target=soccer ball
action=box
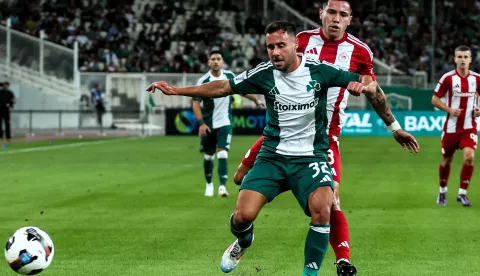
[4,227,54,275]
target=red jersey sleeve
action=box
[434,74,450,98]
[357,44,376,81]
[241,136,265,168]
[296,32,310,54]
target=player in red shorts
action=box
[234,1,419,275]
[432,45,480,207]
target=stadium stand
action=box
[1,0,479,78]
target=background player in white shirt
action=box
[192,50,264,197]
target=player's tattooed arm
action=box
[364,84,396,126]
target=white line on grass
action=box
[0,137,141,155]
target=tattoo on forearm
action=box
[365,85,395,125]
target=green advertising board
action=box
[365,86,434,111]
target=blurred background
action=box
[0,0,478,140]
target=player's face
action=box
[208,54,224,72]
[454,50,472,70]
[319,0,352,40]
[266,30,298,72]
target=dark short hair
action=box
[265,20,296,37]
[323,0,353,14]
[209,50,222,57]
[455,45,471,54]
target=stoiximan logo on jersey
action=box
[274,98,319,111]
[453,91,475,97]
[306,80,321,92]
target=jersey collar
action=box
[319,28,347,44]
[209,70,223,79]
[281,53,306,76]
[455,68,470,79]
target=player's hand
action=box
[475,107,480,117]
[448,108,462,117]
[255,100,266,109]
[346,81,364,97]
[146,81,177,95]
[393,129,420,153]
[347,81,377,97]
[199,124,211,136]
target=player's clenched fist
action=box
[448,108,462,117]
[347,80,376,97]
[346,81,363,96]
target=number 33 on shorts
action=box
[309,161,333,183]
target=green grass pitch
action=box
[0,136,479,275]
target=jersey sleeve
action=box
[320,61,360,88]
[296,32,310,54]
[241,136,265,168]
[229,64,267,95]
[225,71,236,79]
[433,74,450,98]
[354,44,376,80]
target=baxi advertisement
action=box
[339,110,448,136]
[166,108,467,136]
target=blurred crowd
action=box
[1,0,480,80]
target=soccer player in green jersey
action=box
[147,21,376,276]
[192,50,264,197]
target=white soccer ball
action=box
[4,227,54,275]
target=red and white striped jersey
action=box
[297,28,375,138]
[434,69,480,133]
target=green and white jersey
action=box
[229,55,359,156]
[193,70,236,129]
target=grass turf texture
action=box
[0,136,478,275]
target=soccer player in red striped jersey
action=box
[432,45,480,207]
[234,1,419,275]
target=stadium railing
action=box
[10,109,159,139]
[80,71,427,112]
[0,19,80,99]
